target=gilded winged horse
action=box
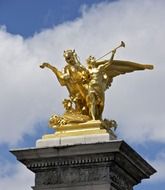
[40,42,153,121]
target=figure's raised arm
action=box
[97,52,116,71]
[96,49,117,71]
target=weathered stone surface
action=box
[11,140,156,190]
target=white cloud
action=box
[151,151,165,182]
[0,0,165,146]
[142,151,165,183]
[0,162,34,190]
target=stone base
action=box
[36,120,117,148]
[36,133,116,148]
[32,182,111,190]
[11,141,156,190]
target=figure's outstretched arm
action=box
[97,50,116,72]
[96,49,117,72]
[109,49,116,62]
[40,63,66,86]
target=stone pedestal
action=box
[11,140,156,190]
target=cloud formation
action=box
[150,151,165,182]
[0,0,165,188]
[0,162,34,190]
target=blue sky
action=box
[0,0,165,189]
[0,0,103,37]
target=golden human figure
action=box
[85,47,153,120]
[86,53,115,120]
[40,41,153,133]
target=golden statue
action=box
[40,41,153,139]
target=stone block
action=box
[36,133,115,148]
[11,140,156,190]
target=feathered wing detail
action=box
[104,60,153,90]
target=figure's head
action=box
[86,56,96,68]
[63,49,76,65]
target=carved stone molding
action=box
[27,154,114,170]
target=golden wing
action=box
[105,60,153,89]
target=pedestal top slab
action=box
[11,140,156,182]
